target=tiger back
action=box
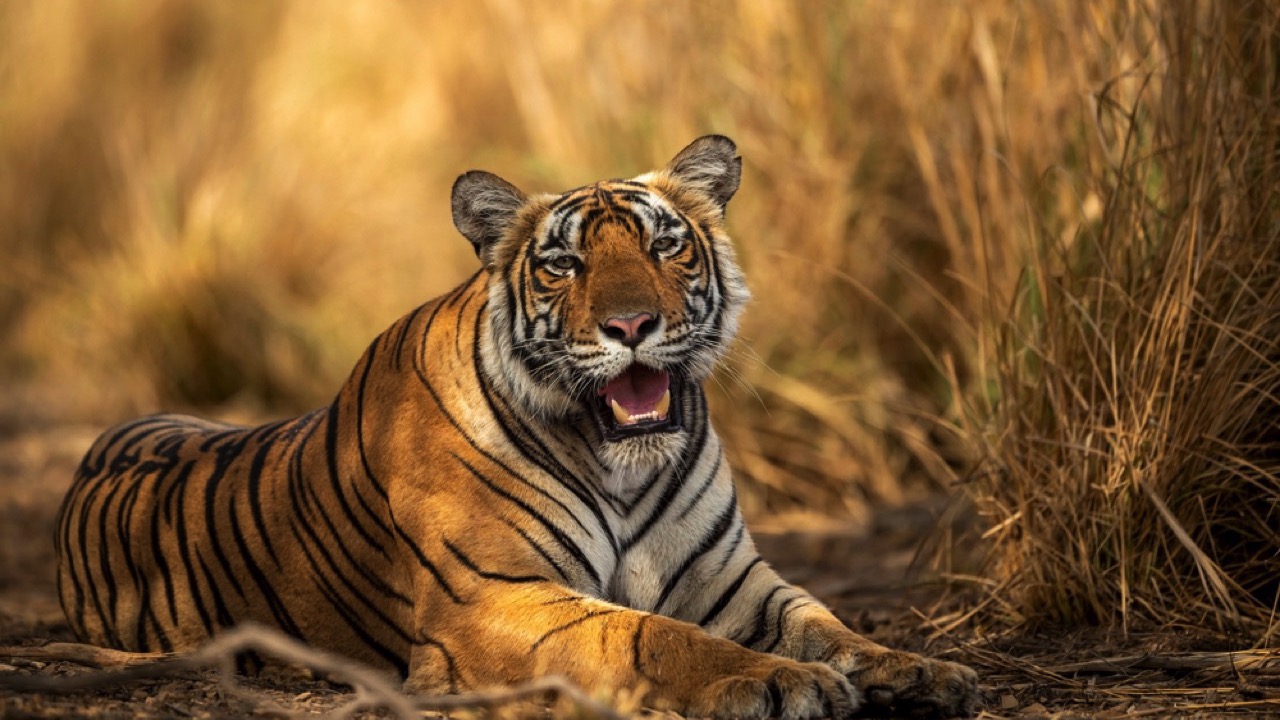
[56,136,978,719]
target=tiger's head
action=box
[451,136,750,472]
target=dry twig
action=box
[1044,649,1280,675]
[0,642,168,669]
[0,623,624,720]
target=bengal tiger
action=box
[55,136,978,718]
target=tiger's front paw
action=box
[690,659,861,720]
[830,649,977,719]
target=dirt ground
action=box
[1,425,1277,719]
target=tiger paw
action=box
[830,649,977,719]
[688,660,861,720]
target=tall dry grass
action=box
[965,1,1280,635]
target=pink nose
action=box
[601,312,658,348]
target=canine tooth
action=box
[655,390,671,417]
[611,399,633,425]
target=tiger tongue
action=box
[599,365,670,419]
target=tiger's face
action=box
[453,136,750,471]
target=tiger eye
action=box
[548,256,578,272]
[652,236,680,252]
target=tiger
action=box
[55,136,978,718]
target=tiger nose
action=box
[601,312,659,348]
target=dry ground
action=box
[1,425,1276,719]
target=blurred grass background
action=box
[1,1,1277,635]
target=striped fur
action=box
[55,136,977,718]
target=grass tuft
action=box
[963,1,1280,634]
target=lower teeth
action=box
[608,398,669,426]
[608,389,673,426]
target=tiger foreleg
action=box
[777,603,978,717]
[710,567,979,718]
[404,582,860,719]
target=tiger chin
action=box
[55,136,979,719]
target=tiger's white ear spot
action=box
[452,170,527,263]
[665,135,741,210]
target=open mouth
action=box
[589,364,683,441]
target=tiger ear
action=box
[664,135,741,210]
[451,170,528,262]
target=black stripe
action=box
[159,460,198,626]
[716,520,747,573]
[145,475,181,631]
[116,417,184,465]
[61,479,94,635]
[289,520,410,675]
[622,418,713,551]
[391,303,428,371]
[698,220,729,336]
[89,418,177,478]
[452,452,602,590]
[698,556,764,627]
[391,521,464,604]
[57,477,90,639]
[114,477,153,650]
[288,435,414,607]
[202,435,250,602]
[322,402,390,558]
[414,634,458,691]
[764,597,814,654]
[675,452,722,520]
[444,540,548,584]
[194,548,236,629]
[500,517,571,584]
[160,450,191,526]
[631,613,656,682]
[197,429,240,452]
[146,609,173,653]
[353,339,393,508]
[530,609,620,652]
[453,283,479,358]
[226,488,306,639]
[85,466,126,647]
[620,467,667,512]
[619,470,678,549]
[654,497,738,613]
[285,465,417,626]
[736,584,789,648]
[246,434,284,568]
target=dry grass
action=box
[1,0,1278,639]
[963,1,1280,635]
